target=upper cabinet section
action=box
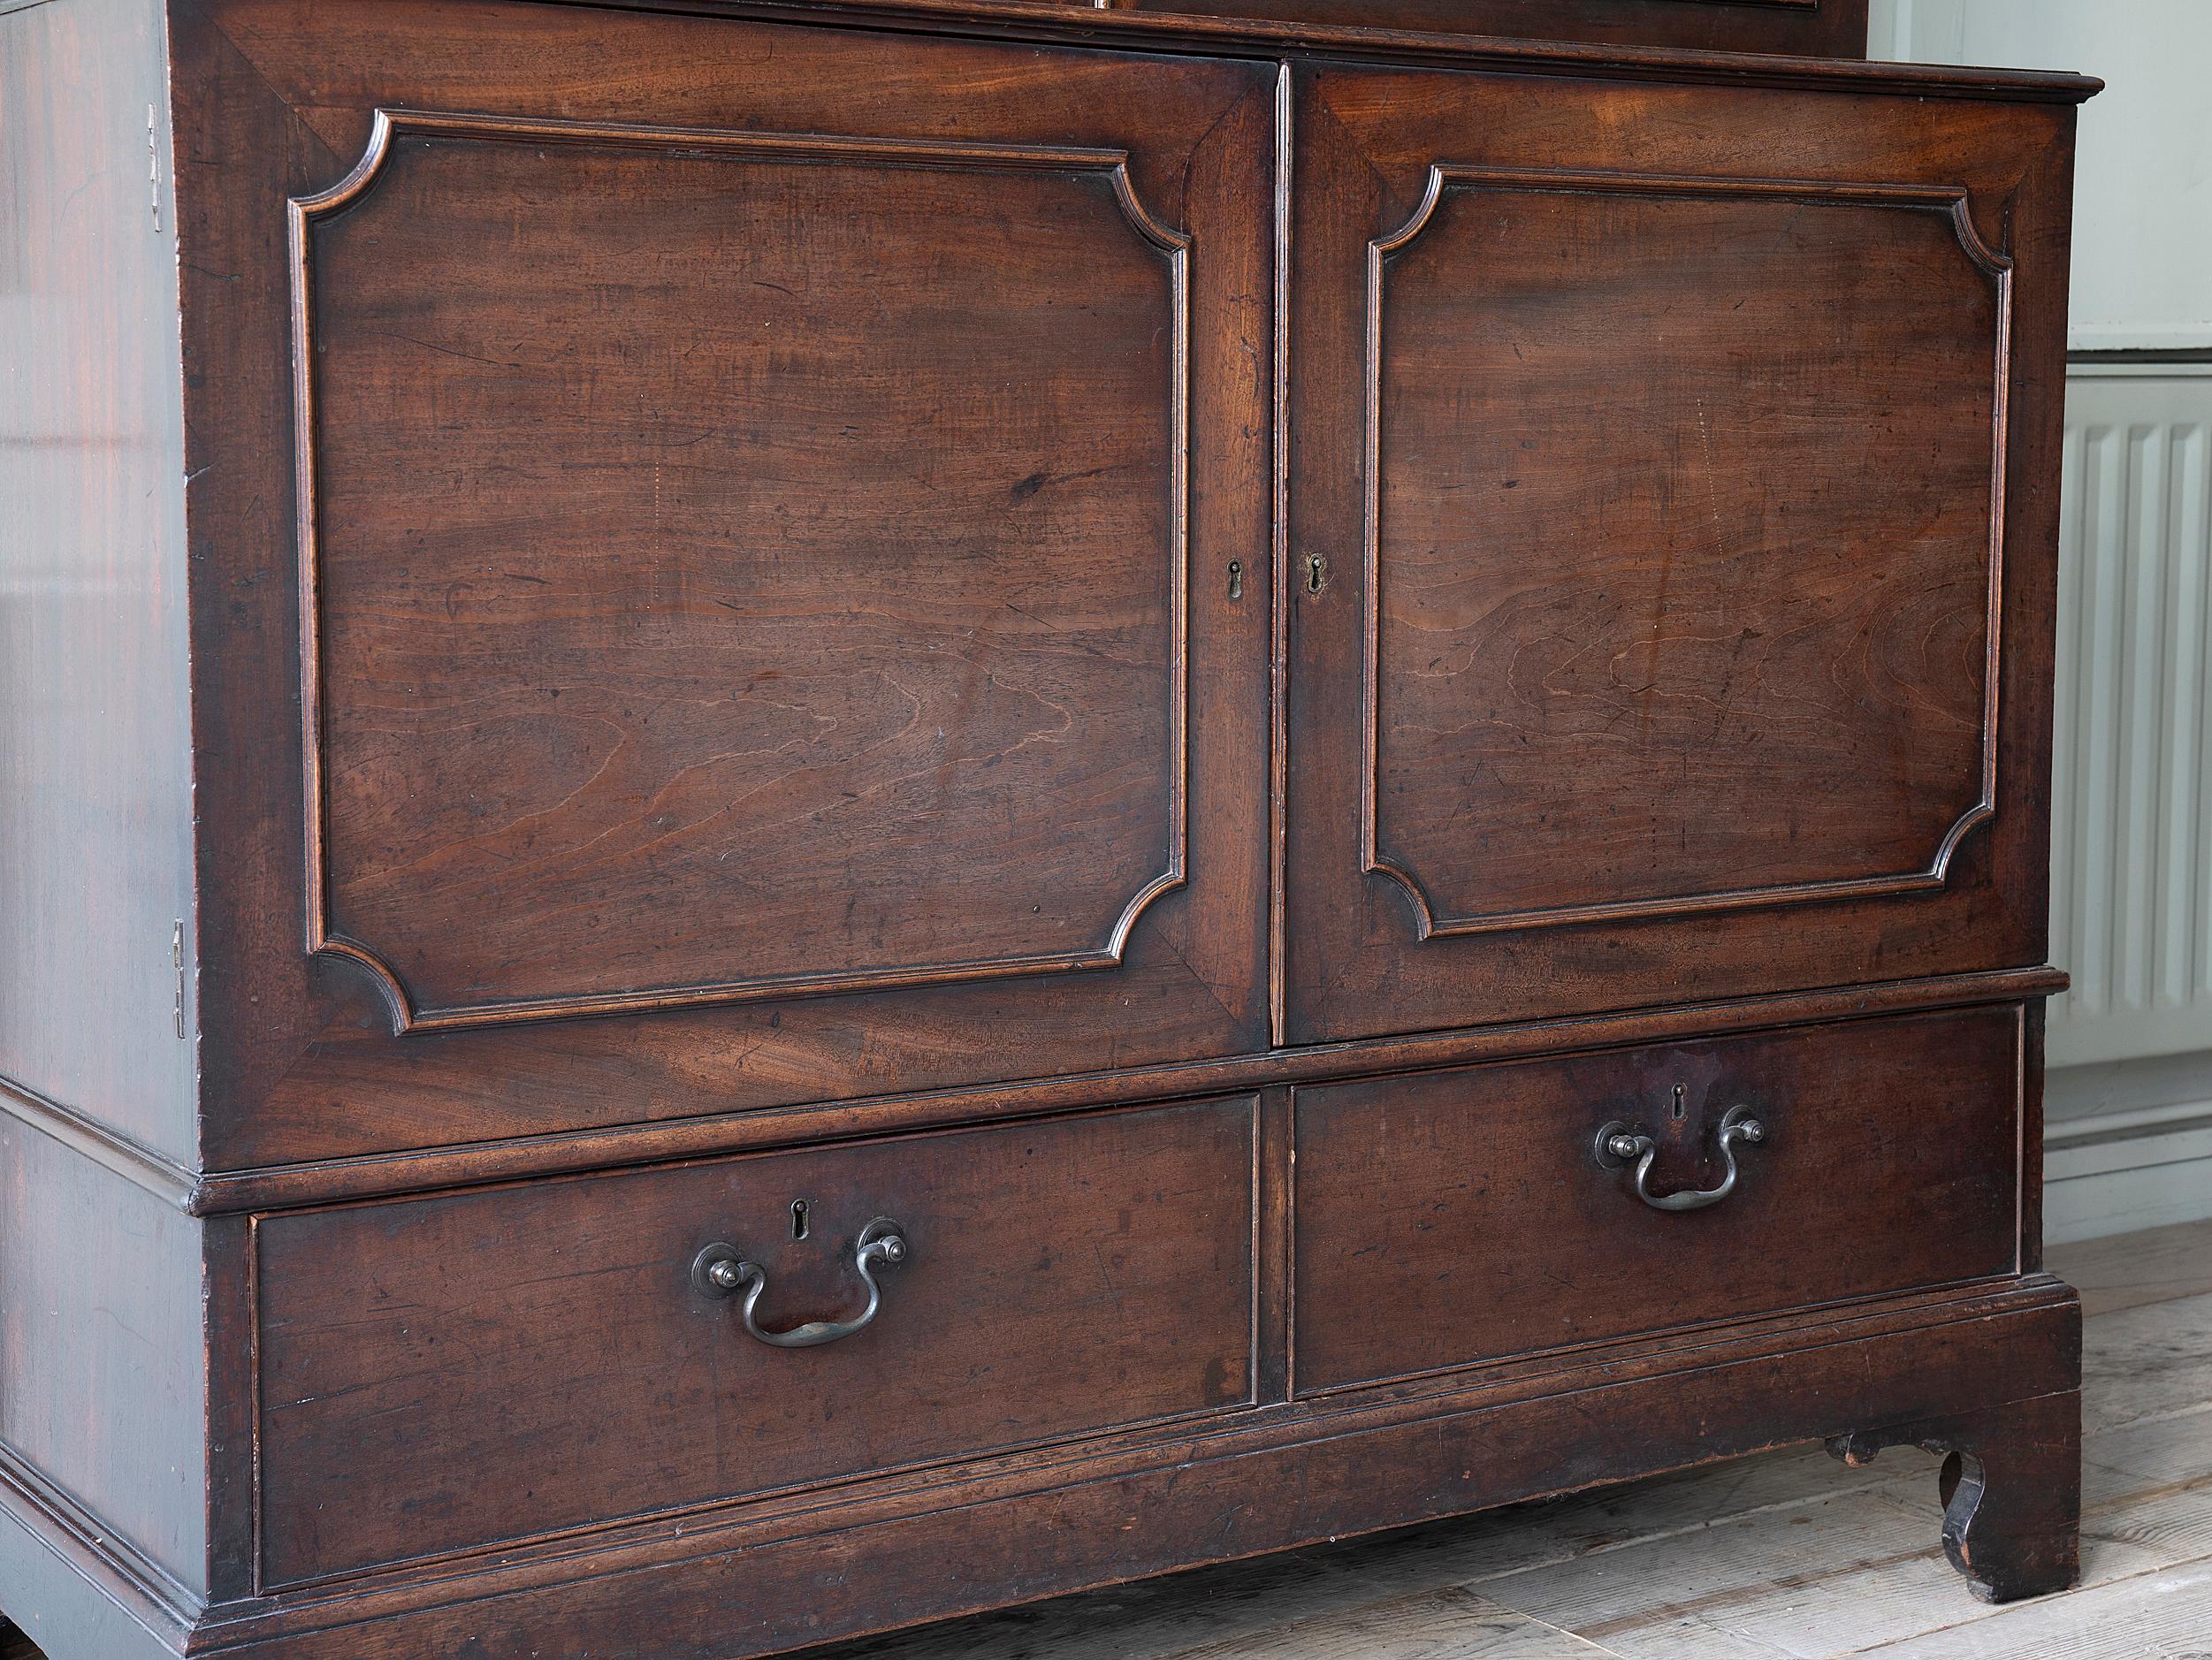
[172,0,1274,1161]
[1085,0,1869,57]
[1281,65,2080,1043]
[1370,171,2004,933]
[166,0,2088,1159]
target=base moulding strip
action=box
[0,1275,2079,1660]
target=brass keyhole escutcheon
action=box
[1307,554,1327,594]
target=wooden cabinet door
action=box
[1281,64,2078,1043]
[177,0,1275,1161]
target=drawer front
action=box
[256,1097,1257,1587]
[1293,1009,2022,1396]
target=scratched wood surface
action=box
[1092,0,1872,56]
[171,0,1279,1165]
[303,126,1186,1024]
[791,1218,2212,1660]
[1292,1008,2021,1392]
[1369,180,2000,930]
[1279,62,2076,1045]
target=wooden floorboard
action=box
[2048,1216,2212,1317]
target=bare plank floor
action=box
[3,1222,2207,1660]
[802,1218,2212,1660]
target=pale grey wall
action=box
[1869,0,2212,351]
[1872,3,2212,1242]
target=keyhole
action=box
[1307,554,1326,594]
[1227,560,1243,600]
[790,1199,811,1241]
[1671,1083,1687,1123]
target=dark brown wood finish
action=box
[1294,1007,2025,1394]
[1095,0,1871,57]
[95,1281,2096,1657]
[0,1,2093,1656]
[255,1098,1258,1587]
[1282,62,2081,1042]
[1368,177,2004,931]
[1829,1388,2083,1603]
[173,0,1276,1166]
[0,965,2070,1217]
[296,112,1195,1032]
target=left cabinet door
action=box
[175,0,1277,1162]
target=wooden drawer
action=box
[1292,1009,2024,1396]
[256,1097,1257,1587]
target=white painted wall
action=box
[1872,4,2212,1242]
[1869,0,2212,351]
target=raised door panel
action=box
[1367,172,2002,933]
[1282,65,2077,1042]
[172,0,1274,1161]
[299,114,1190,1029]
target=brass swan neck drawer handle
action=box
[1593,1105,1766,1213]
[691,1218,909,1348]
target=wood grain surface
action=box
[781,1227,2198,1660]
[1293,1007,2024,1393]
[1367,175,2003,933]
[170,0,1276,1165]
[1282,63,2079,1043]
[299,115,1190,1028]
[0,2,2092,1656]
[1095,0,1871,57]
[255,1096,1258,1585]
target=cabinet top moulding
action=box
[519,0,2099,102]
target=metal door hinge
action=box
[172,921,187,1039]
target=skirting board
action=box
[2046,1056,2212,1243]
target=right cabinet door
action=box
[1281,62,2079,1043]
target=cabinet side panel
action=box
[0,0,196,1164]
[0,1120,210,1603]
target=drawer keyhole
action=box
[791,1199,811,1241]
[1671,1083,1687,1123]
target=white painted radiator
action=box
[2048,363,2212,1067]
